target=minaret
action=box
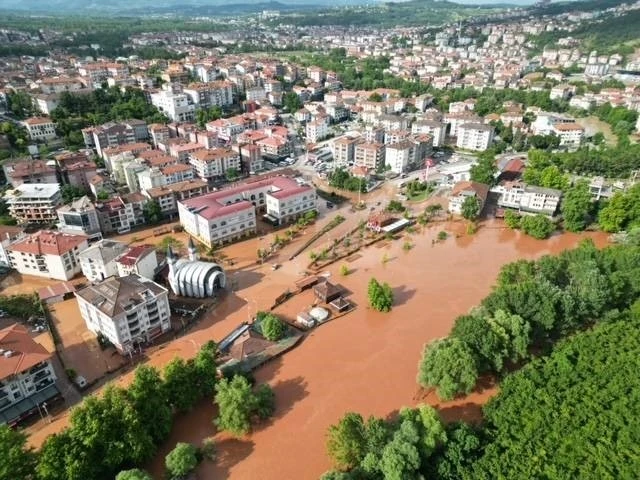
[167,245,178,294]
[187,237,198,262]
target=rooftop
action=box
[78,239,128,265]
[116,244,155,267]
[8,230,87,256]
[0,324,52,381]
[75,274,167,318]
[56,195,95,214]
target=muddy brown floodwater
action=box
[141,220,608,480]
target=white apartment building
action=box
[456,123,495,151]
[444,113,482,137]
[246,87,267,102]
[0,226,25,267]
[179,176,316,247]
[150,90,195,123]
[56,196,102,240]
[493,182,562,216]
[189,148,241,181]
[183,81,233,109]
[448,181,489,215]
[75,274,171,355]
[552,122,585,148]
[0,324,58,426]
[7,230,88,281]
[306,120,328,143]
[22,117,57,141]
[354,143,385,170]
[384,139,429,174]
[411,120,446,148]
[79,239,129,283]
[115,245,158,280]
[4,184,62,225]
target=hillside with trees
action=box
[322,241,640,479]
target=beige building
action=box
[4,184,62,224]
[22,117,57,141]
[354,143,385,170]
[76,274,171,355]
[7,230,88,280]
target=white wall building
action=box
[79,239,129,283]
[306,120,328,143]
[75,274,171,355]
[150,90,195,123]
[115,245,158,281]
[552,122,584,148]
[0,324,58,426]
[4,184,62,225]
[7,230,88,281]
[411,120,446,147]
[22,117,57,141]
[56,196,102,240]
[0,226,25,267]
[493,182,562,216]
[456,123,495,151]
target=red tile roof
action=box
[8,230,87,256]
[0,324,52,380]
[116,244,154,266]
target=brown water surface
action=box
[144,221,608,479]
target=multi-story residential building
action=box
[411,120,447,148]
[0,324,59,426]
[306,119,328,143]
[150,90,195,123]
[363,125,385,144]
[246,87,267,102]
[448,181,490,215]
[444,112,483,137]
[143,179,210,218]
[0,226,26,267]
[22,117,57,141]
[102,143,152,176]
[6,230,88,280]
[83,120,148,159]
[115,245,158,280]
[56,152,97,192]
[384,137,431,174]
[38,76,84,94]
[56,196,102,240]
[354,143,385,171]
[456,123,495,151]
[3,159,58,187]
[75,274,171,355]
[235,144,263,173]
[78,239,128,283]
[178,176,316,246]
[189,148,241,181]
[95,193,146,234]
[256,136,289,158]
[552,122,584,148]
[148,123,171,148]
[183,81,233,109]
[332,136,360,167]
[4,184,62,224]
[493,182,562,216]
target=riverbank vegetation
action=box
[323,240,640,478]
[0,341,274,480]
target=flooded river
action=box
[143,220,608,479]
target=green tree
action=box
[469,153,497,185]
[96,189,110,200]
[163,357,200,412]
[283,92,302,112]
[367,278,394,312]
[60,185,88,204]
[165,442,198,480]
[0,424,36,480]
[379,420,422,480]
[326,412,367,470]
[503,210,521,229]
[520,214,555,239]
[215,375,273,436]
[433,423,482,480]
[157,236,184,253]
[417,337,478,400]
[193,341,218,398]
[461,195,481,220]
[261,313,287,341]
[561,181,593,232]
[143,199,163,224]
[254,383,276,420]
[129,365,173,444]
[226,167,240,181]
[116,469,153,480]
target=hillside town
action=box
[0,0,639,479]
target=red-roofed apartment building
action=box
[178,176,317,246]
[0,323,59,426]
[7,230,88,280]
[115,244,158,280]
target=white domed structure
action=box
[167,239,226,298]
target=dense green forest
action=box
[323,241,640,479]
[531,9,640,56]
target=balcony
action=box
[35,377,54,391]
[32,370,51,383]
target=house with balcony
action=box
[4,184,62,225]
[75,274,171,355]
[0,324,59,426]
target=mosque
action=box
[167,238,226,298]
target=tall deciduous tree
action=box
[163,358,200,412]
[461,195,481,221]
[417,338,478,400]
[0,424,37,480]
[215,375,274,436]
[326,412,367,470]
[129,365,173,443]
[368,278,394,312]
[561,181,593,232]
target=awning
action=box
[0,384,61,425]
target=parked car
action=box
[326,201,334,208]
